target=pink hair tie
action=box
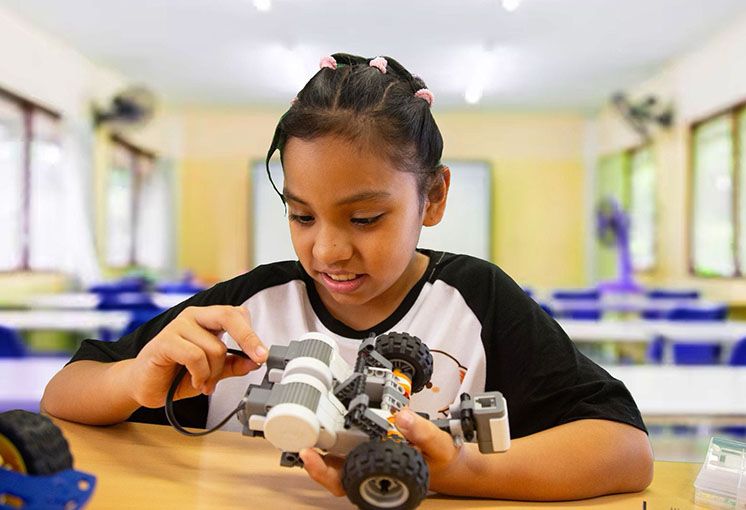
[319,55,337,70]
[290,96,299,105]
[414,88,434,107]
[369,56,388,74]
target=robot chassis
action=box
[236,332,511,510]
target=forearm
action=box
[41,360,141,426]
[433,419,654,500]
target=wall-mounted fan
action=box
[611,92,673,141]
[596,196,641,293]
[94,86,156,129]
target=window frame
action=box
[105,134,158,269]
[688,101,746,278]
[0,86,61,273]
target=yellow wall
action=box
[178,108,283,282]
[178,108,588,287]
[437,112,587,287]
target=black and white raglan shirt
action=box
[68,249,647,438]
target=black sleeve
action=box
[66,263,298,428]
[487,269,647,438]
[436,254,647,439]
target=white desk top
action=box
[546,296,707,313]
[558,319,746,343]
[0,310,131,331]
[605,365,746,416]
[0,357,67,405]
[24,292,193,310]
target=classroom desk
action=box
[0,358,67,411]
[558,319,746,343]
[545,296,704,314]
[0,310,130,331]
[24,292,194,310]
[53,419,699,510]
[605,365,746,418]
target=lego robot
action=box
[0,410,95,509]
[234,332,511,510]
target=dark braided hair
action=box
[265,53,444,207]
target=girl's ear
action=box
[423,166,451,227]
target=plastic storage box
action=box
[694,437,746,509]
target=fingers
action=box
[221,354,261,379]
[164,334,212,391]
[176,325,228,393]
[299,449,346,497]
[188,306,268,365]
[395,408,458,463]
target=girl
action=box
[42,53,653,501]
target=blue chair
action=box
[646,304,728,364]
[671,342,722,365]
[551,289,600,300]
[156,282,205,294]
[646,289,700,300]
[0,326,27,358]
[563,308,602,320]
[89,276,149,294]
[96,292,164,339]
[728,337,746,365]
[646,336,664,364]
[666,304,728,321]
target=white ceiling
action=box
[2,0,745,111]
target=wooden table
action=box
[53,419,701,509]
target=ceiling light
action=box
[502,0,522,13]
[464,83,483,105]
[253,0,271,12]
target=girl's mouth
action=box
[320,272,366,294]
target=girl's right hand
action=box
[126,305,268,408]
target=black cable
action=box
[165,348,249,436]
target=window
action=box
[595,146,657,278]
[689,105,746,277]
[0,89,62,272]
[628,146,656,271]
[105,136,169,270]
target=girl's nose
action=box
[312,227,353,265]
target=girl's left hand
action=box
[299,407,468,497]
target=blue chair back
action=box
[156,282,206,294]
[89,276,148,294]
[0,326,27,358]
[729,337,746,366]
[672,343,722,365]
[646,336,664,364]
[646,289,700,300]
[96,292,163,340]
[666,305,727,321]
[552,289,600,300]
[563,308,602,320]
[96,292,159,312]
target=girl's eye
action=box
[289,213,314,225]
[351,214,384,226]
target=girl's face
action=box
[282,135,446,328]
